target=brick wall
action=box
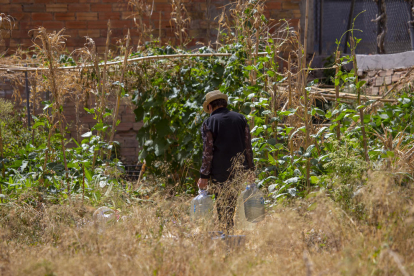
[1,0,301,53]
[1,0,302,164]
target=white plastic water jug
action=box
[242,184,265,223]
[190,189,214,221]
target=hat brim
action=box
[203,94,228,113]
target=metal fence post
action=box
[408,2,414,51]
[24,65,31,129]
[319,0,324,55]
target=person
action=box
[197,90,255,232]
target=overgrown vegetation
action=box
[0,0,414,274]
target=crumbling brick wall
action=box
[0,0,302,164]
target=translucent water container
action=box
[242,184,265,223]
[93,206,116,223]
[190,189,214,222]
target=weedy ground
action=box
[1,171,413,276]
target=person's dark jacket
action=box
[200,107,254,183]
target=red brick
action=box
[91,4,113,12]
[34,0,52,3]
[0,0,10,3]
[102,0,123,2]
[78,29,100,38]
[56,0,80,2]
[99,12,121,20]
[121,11,135,20]
[112,3,128,11]
[55,12,76,20]
[12,0,33,3]
[65,21,87,29]
[116,123,133,131]
[42,21,65,30]
[77,12,98,20]
[46,4,68,12]
[65,37,86,46]
[266,2,282,9]
[87,20,108,29]
[8,12,30,21]
[282,2,300,10]
[23,4,45,12]
[68,3,90,12]
[20,20,43,30]
[2,4,23,12]
[32,12,54,21]
[155,4,172,13]
[120,147,137,157]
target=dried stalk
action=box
[351,37,369,162]
[108,30,131,158]
[159,11,162,46]
[288,54,292,108]
[335,50,341,140]
[33,28,71,199]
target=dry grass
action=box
[1,171,413,276]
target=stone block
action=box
[385,69,394,76]
[378,70,386,77]
[392,73,402,83]
[357,69,364,77]
[375,77,385,87]
[385,76,392,85]
[367,70,376,77]
[371,86,380,96]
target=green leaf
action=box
[81,131,92,138]
[267,138,277,145]
[268,153,276,165]
[310,176,320,184]
[284,177,299,184]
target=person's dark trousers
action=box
[211,177,238,233]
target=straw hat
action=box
[202,90,228,113]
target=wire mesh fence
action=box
[315,0,413,56]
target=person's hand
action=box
[197,178,208,190]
